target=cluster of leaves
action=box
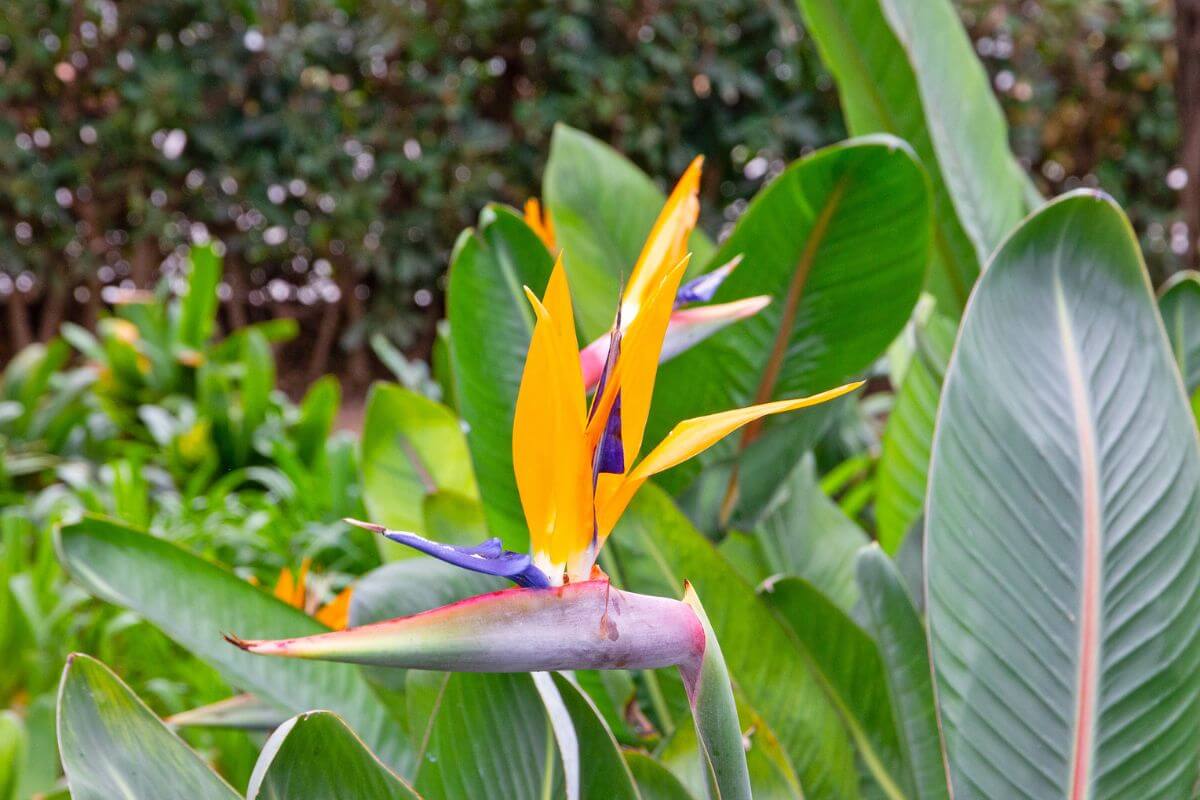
[0,0,843,363]
[0,243,392,795]
[7,0,1200,798]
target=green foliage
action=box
[6,4,1200,797]
[445,204,553,545]
[57,654,241,800]
[647,135,928,512]
[927,192,1200,796]
[248,712,420,800]
[873,311,956,553]
[56,515,411,772]
[0,0,842,357]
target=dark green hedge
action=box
[0,0,843,367]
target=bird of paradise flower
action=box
[228,157,859,798]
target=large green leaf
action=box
[1157,270,1200,393]
[795,0,1033,313]
[609,484,860,800]
[874,312,956,553]
[405,671,553,800]
[543,124,715,339]
[55,516,410,772]
[764,578,911,800]
[446,204,554,547]
[360,383,479,551]
[541,672,641,800]
[856,547,950,800]
[248,711,420,800]
[752,454,869,612]
[56,654,239,800]
[646,136,928,504]
[926,191,1200,798]
[625,753,696,800]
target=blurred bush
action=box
[0,0,843,372]
[962,0,1182,281]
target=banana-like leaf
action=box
[645,136,928,507]
[1158,269,1200,393]
[55,516,411,772]
[446,204,554,547]
[610,485,860,800]
[543,124,716,339]
[625,752,696,800]
[856,546,950,800]
[927,191,1200,797]
[763,577,911,800]
[875,311,956,552]
[247,711,420,800]
[405,671,553,800]
[56,654,239,800]
[795,0,1034,314]
[360,383,479,552]
[535,672,641,800]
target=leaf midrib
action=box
[1053,250,1103,800]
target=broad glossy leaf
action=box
[543,124,715,339]
[856,547,950,800]
[360,383,478,550]
[795,0,1033,313]
[875,312,956,553]
[405,671,553,800]
[1157,270,1200,392]
[625,752,696,800]
[646,136,928,503]
[610,484,859,800]
[56,654,239,800]
[753,454,868,612]
[247,711,420,800]
[764,578,911,800]
[544,672,640,800]
[927,191,1200,798]
[55,516,410,772]
[446,204,553,547]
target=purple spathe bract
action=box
[227,579,706,673]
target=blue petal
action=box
[593,391,624,475]
[374,527,551,588]
[674,258,740,307]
